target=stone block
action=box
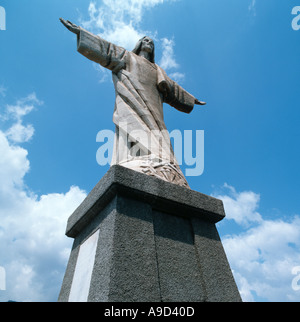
[58,165,241,302]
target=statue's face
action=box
[141,37,154,54]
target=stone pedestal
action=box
[58,165,241,302]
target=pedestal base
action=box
[58,165,241,302]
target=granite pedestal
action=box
[58,165,241,302]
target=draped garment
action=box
[77,28,196,188]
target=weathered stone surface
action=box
[153,211,206,302]
[58,166,241,302]
[89,196,161,302]
[60,18,206,188]
[66,165,225,238]
[192,218,242,302]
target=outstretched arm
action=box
[59,18,126,73]
[195,99,206,106]
[60,18,80,35]
[157,67,206,113]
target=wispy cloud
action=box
[214,184,300,302]
[79,0,168,50]
[248,0,256,16]
[1,93,43,143]
[4,93,42,122]
[0,85,7,97]
[213,183,262,226]
[5,122,35,144]
[78,0,184,82]
[159,37,179,70]
[169,72,185,84]
[0,91,87,302]
[159,37,185,83]
[223,216,300,302]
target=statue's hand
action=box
[60,18,80,35]
[195,99,206,106]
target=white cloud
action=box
[1,93,43,143]
[5,123,35,143]
[0,185,86,302]
[4,93,42,122]
[159,38,186,81]
[0,131,29,194]
[159,37,179,70]
[223,217,300,302]
[79,0,166,49]
[169,72,185,84]
[248,0,256,16]
[92,62,110,84]
[0,85,7,97]
[0,92,87,301]
[213,183,262,226]
[79,0,184,81]
[0,183,86,302]
[215,184,300,302]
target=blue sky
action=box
[0,0,300,302]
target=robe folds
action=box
[77,28,197,188]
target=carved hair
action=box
[132,36,155,63]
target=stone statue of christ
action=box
[60,18,206,188]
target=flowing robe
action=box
[77,28,197,188]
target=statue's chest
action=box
[129,54,158,88]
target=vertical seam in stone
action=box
[190,218,208,302]
[152,212,163,302]
[107,198,118,301]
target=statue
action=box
[60,18,206,188]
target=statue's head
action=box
[132,36,155,63]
